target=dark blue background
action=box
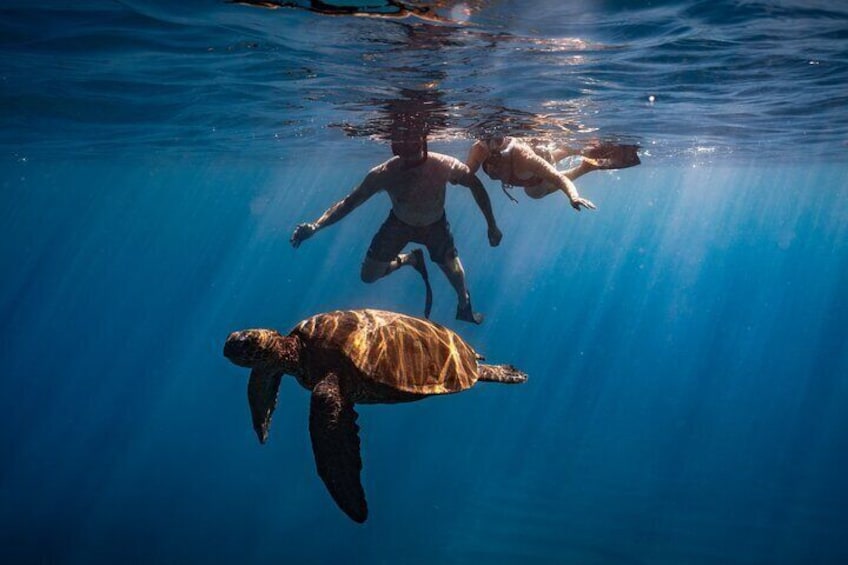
[2,154,846,563]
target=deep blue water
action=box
[2,1,848,564]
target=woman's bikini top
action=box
[481,142,543,188]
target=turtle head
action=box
[224,329,300,374]
[224,328,301,446]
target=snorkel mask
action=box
[391,133,428,166]
[486,135,506,152]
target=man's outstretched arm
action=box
[291,173,380,247]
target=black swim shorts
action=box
[366,211,458,264]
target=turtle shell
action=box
[291,309,480,394]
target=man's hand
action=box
[571,197,596,212]
[488,225,503,247]
[290,222,317,248]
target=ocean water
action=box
[2,1,847,563]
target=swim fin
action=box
[410,248,433,319]
[456,296,483,325]
[581,144,641,170]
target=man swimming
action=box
[291,128,502,324]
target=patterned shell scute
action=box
[293,309,480,394]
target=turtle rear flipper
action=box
[248,369,283,444]
[309,373,367,523]
[478,364,527,384]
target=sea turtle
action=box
[223,308,527,523]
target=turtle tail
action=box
[478,364,527,384]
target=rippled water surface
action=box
[1,2,847,564]
[3,0,848,161]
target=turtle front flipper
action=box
[248,368,283,444]
[309,372,367,523]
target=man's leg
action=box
[424,216,483,324]
[360,252,417,283]
[361,213,432,317]
[361,212,418,283]
[434,254,483,325]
